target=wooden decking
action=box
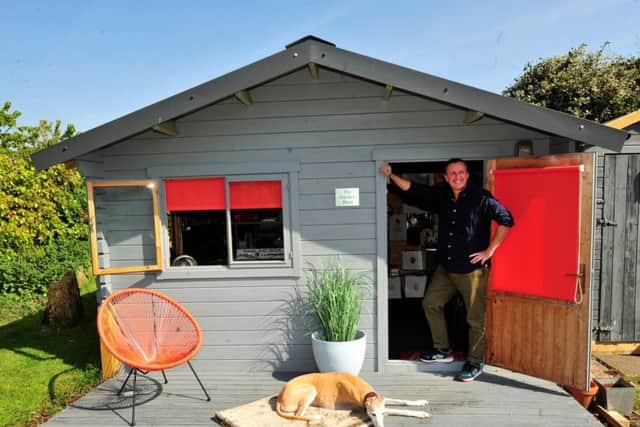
[44,364,600,426]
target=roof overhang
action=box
[31,36,630,170]
[605,109,640,130]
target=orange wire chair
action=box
[97,288,210,425]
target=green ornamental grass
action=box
[307,262,366,342]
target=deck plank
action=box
[43,365,600,426]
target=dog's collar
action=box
[363,391,378,405]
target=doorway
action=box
[386,160,484,360]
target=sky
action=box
[2,0,639,132]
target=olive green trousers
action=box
[422,266,487,364]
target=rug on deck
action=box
[214,395,369,427]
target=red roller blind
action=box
[230,181,282,209]
[165,178,225,211]
[491,166,581,302]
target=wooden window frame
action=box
[87,180,163,275]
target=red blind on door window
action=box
[229,181,282,209]
[165,178,225,211]
[490,166,581,302]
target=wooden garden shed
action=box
[588,110,640,342]
[32,36,630,391]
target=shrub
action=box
[0,102,88,297]
[0,238,90,296]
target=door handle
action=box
[566,264,586,304]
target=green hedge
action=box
[0,238,90,296]
[1,102,89,297]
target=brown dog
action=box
[275,372,430,426]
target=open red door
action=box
[485,153,593,391]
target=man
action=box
[379,159,513,382]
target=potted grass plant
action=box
[307,261,368,375]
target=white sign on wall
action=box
[335,188,360,207]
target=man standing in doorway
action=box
[379,159,514,382]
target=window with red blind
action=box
[165,177,286,266]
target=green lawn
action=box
[0,277,102,427]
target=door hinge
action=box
[597,218,618,227]
[594,324,613,333]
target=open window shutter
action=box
[87,180,163,275]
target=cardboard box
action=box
[404,274,427,298]
[387,192,403,212]
[388,276,402,299]
[402,250,427,271]
[389,241,417,268]
[389,214,406,240]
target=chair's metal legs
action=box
[115,367,137,426]
[117,367,135,395]
[114,363,208,426]
[131,369,137,426]
[187,361,211,401]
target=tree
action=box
[1,101,76,154]
[0,102,89,295]
[503,44,640,123]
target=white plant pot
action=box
[311,330,366,375]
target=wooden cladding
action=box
[598,154,640,341]
[487,295,588,387]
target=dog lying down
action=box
[275,372,430,426]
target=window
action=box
[87,180,163,275]
[165,176,289,267]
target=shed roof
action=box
[605,109,640,130]
[31,36,630,170]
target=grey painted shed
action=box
[33,36,629,376]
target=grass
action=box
[0,276,102,427]
[623,375,640,411]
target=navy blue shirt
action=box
[403,182,514,274]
